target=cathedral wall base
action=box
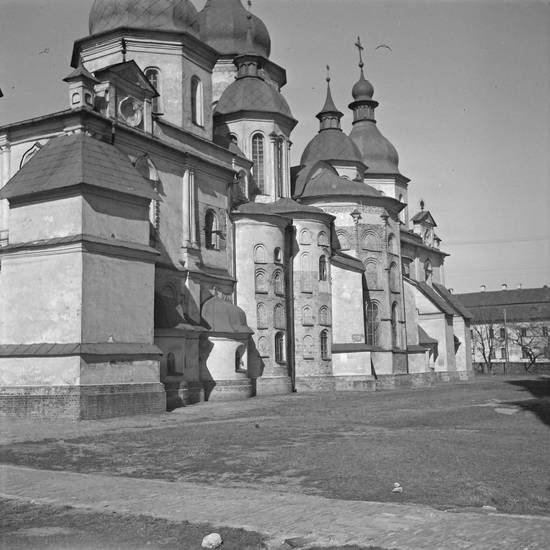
[0,383,166,420]
[375,372,435,390]
[165,380,204,410]
[295,375,376,392]
[255,376,293,396]
[203,379,254,402]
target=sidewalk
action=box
[2,465,549,550]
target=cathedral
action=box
[0,0,473,419]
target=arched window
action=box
[167,352,176,375]
[274,304,285,329]
[300,253,312,293]
[302,306,313,326]
[364,258,379,289]
[252,133,265,193]
[204,209,219,250]
[364,231,381,251]
[235,349,245,372]
[191,76,204,127]
[274,247,282,263]
[389,262,400,292]
[275,332,285,363]
[391,302,399,348]
[255,269,268,294]
[274,137,285,197]
[145,67,161,113]
[398,194,405,223]
[253,244,267,264]
[273,270,284,295]
[258,335,269,357]
[317,231,329,246]
[320,330,330,360]
[303,335,314,358]
[319,255,328,281]
[299,229,312,245]
[365,302,379,346]
[336,229,350,251]
[257,303,267,329]
[424,260,433,283]
[319,305,330,326]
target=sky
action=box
[0,0,548,293]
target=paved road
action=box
[2,465,549,550]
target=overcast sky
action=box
[0,0,548,293]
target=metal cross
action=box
[355,36,364,69]
[326,64,331,83]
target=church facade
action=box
[0,0,473,419]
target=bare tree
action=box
[471,322,498,374]
[508,324,548,372]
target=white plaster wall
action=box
[0,250,83,344]
[453,317,472,372]
[331,264,364,344]
[332,351,371,376]
[9,197,83,244]
[408,351,429,373]
[80,359,159,385]
[418,316,455,372]
[203,337,248,381]
[403,279,420,345]
[82,254,155,344]
[0,356,80,385]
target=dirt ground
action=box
[2,377,549,516]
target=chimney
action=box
[480,284,486,292]
[501,283,508,291]
[517,283,522,290]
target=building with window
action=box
[455,287,550,374]
[0,0,472,419]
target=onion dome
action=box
[202,296,253,334]
[300,71,363,167]
[347,46,402,176]
[198,0,271,58]
[89,0,200,37]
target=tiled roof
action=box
[433,282,473,320]
[454,287,550,323]
[214,76,295,122]
[0,133,159,201]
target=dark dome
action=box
[89,0,200,36]
[198,0,271,58]
[352,72,374,102]
[301,129,363,166]
[215,77,294,121]
[202,296,252,334]
[350,121,401,175]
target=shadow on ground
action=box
[505,377,550,427]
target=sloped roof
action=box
[202,296,253,334]
[300,128,363,167]
[454,287,550,323]
[408,279,455,316]
[331,250,364,272]
[271,197,331,218]
[433,282,473,320]
[418,325,438,345]
[0,133,159,201]
[411,209,437,226]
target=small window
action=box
[303,335,314,359]
[273,270,284,296]
[390,262,400,292]
[499,328,506,339]
[364,231,381,251]
[388,234,396,254]
[274,247,282,263]
[500,347,506,360]
[521,347,529,359]
[424,260,432,283]
[255,269,268,294]
[145,67,161,113]
[319,255,328,281]
[489,328,495,338]
[257,303,268,329]
[520,327,527,337]
[275,332,285,363]
[302,306,313,326]
[258,336,269,357]
[490,348,496,359]
[299,229,312,245]
[252,134,265,193]
[320,330,329,360]
[366,302,379,346]
[300,253,312,293]
[337,230,350,251]
[319,305,330,326]
[274,304,285,329]
[391,302,399,348]
[204,209,219,250]
[274,137,285,197]
[253,244,267,264]
[318,231,329,247]
[191,76,204,127]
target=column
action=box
[189,169,198,248]
[182,169,190,247]
[0,138,11,242]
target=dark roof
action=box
[300,128,363,167]
[94,60,159,98]
[418,325,438,345]
[433,282,473,320]
[318,82,342,118]
[63,61,99,84]
[410,209,437,226]
[214,76,295,123]
[408,279,455,316]
[454,287,550,323]
[331,251,364,272]
[271,198,331,218]
[0,133,159,201]
[201,296,253,334]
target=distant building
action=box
[455,287,550,373]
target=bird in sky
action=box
[375,44,392,51]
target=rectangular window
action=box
[500,347,506,360]
[489,328,494,338]
[521,347,529,359]
[520,327,527,337]
[499,328,506,339]
[490,348,496,359]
